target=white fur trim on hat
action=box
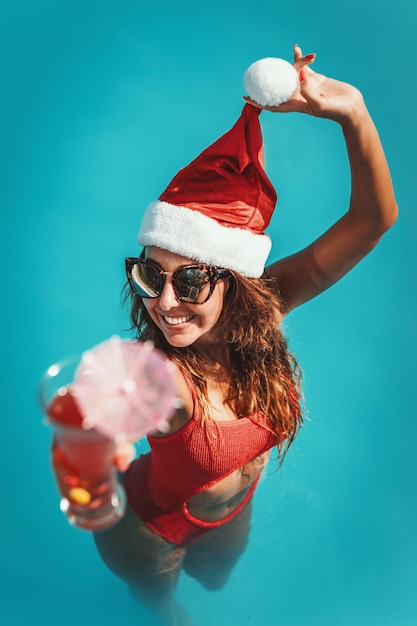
[244,58,298,107]
[138,201,271,278]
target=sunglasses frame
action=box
[125,257,231,305]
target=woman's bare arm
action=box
[256,46,398,313]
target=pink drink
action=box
[41,338,177,529]
[48,388,126,530]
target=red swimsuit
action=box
[124,388,279,547]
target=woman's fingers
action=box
[293,53,316,73]
[244,44,363,121]
[242,96,263,109]
[243,93,308,114]
[114,441,136,471]
[242,44,317,113]
[294,43,303,60]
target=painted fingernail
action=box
[304,53,316,60]
[299,70,306,82]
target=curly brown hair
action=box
[125,268,303,462]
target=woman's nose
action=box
[158,276,180,310]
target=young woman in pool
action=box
[91,44,398,625]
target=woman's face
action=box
[142,247,229,349]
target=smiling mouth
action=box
[162,315,194,326]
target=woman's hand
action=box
[113,440,136,471]
[51,436,135,510]
[244,44,366,126]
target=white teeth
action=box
[163,315,193,325]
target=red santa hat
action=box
[138,58,298,278]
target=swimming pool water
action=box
[2,1,416,624]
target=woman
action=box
[93,45,398,625]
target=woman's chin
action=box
[161,328,198,348]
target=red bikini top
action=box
[145,375,280,511]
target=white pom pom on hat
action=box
[244,58,298,107]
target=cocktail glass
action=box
[39,355,126,531]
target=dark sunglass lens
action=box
[175,267,211,303]
[130,261,163,297]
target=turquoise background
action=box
[1,0,416,624]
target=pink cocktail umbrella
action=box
[72,336,177,442]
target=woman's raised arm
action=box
[256,45,399,313]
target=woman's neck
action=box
[194,339,231,372]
